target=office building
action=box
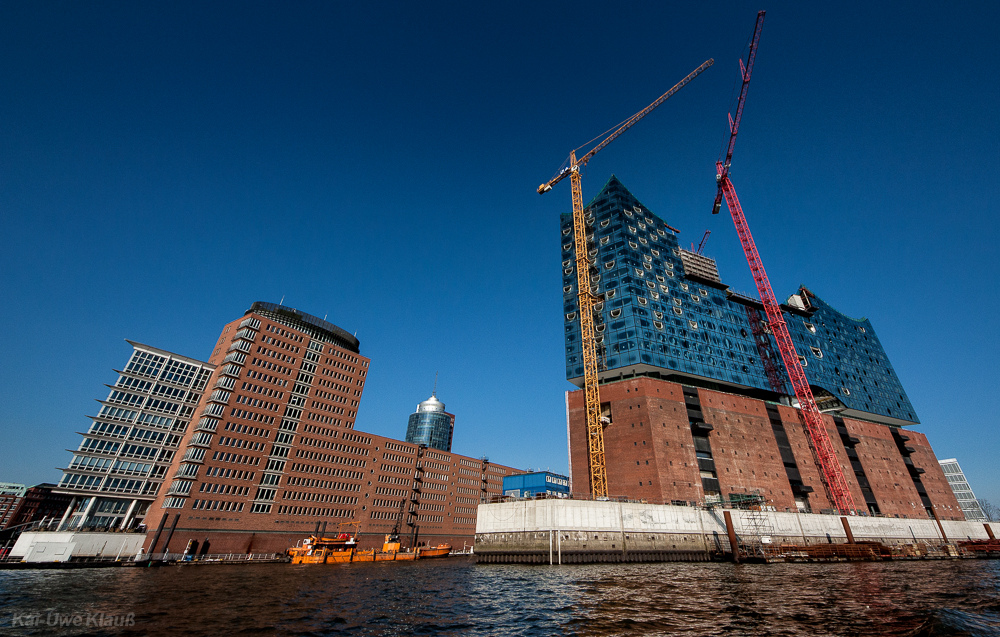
[143,302,520,555]
[53,342,214,530]
[562,176,962,519]
[0,484,27,530]
[939,458,987,522]
[405,392,455,452]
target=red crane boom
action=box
[712,11,858,515]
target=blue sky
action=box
[1,2,997,506]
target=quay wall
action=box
[474,500,998,564]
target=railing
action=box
[481,492,900,517]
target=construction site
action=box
[474,11,1000,564]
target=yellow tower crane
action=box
[538,59,713,498]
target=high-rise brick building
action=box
[144,302,519,555]
[562,177,963,520]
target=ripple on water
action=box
[1,559,999,636]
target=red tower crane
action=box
[712,11,858,515]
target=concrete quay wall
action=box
[474,500,998,564]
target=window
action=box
[638,297,648,306]
[656,275,664,283]
[804,322,816,334]
[798,355,808,367]
[699,289,708,296]
[600,219,610,228]
[629,241,638,249]
[688,320,698,330]
[610,309,622,318]
[605,260,615,269]
[673,307,683,316]
[600,236,610,245]
[563,285,572,293]
[840,387,851,397]
[653,321,664,330]
[811,347,823,359]
[565,312,576,321]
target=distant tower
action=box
[405,389,455,452]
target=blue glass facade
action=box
[404,394,455,452]
[562,176,917,426]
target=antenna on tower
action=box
[279,295,285,306]
[433,371,439,397]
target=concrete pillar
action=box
[119,499,138,530]
[77,497,98,529]
[56,497,77,531]
[549,530,553,565]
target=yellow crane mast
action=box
[538,59,713,497]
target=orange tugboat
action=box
[288,521,451,564]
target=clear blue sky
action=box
[1,2,997,505]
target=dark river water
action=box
[1,558,999,636]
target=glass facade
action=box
[562,175,917,426]
[405,394,455,452]
[939,458,987,521]
[55,342,214,530]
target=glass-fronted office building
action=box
[54,341,214,530]
[405,393,455,452]
[939,458,987,521]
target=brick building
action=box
[567,379,963,520]
[6,484,73,530]
[0,483,26,530]
[143,302,519,555]
[561,176,961,520]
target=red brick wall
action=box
[568,377,954,520]
[145,308,521,554]
[901,428,964,520]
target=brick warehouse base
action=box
[567,377,964,521]
[474,500,999,564]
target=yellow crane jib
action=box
[537,59,713,498]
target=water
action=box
[1,558,999,636]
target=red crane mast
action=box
[712,11,858,515]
